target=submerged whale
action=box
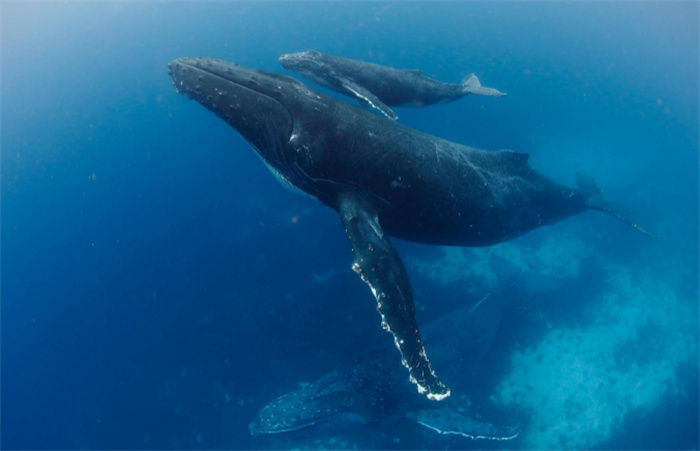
[278,50,506,120]
[249,293,518,442]
[167,57,649,401]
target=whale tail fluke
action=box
[462,74,507,97]
[576,173,656,238]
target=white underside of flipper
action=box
[342,79,399,120]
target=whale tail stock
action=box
[576,173,656,238]
[462,74,507,98]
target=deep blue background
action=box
[2,3,698,449]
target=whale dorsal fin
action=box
[339,78,399,120]
[499,149,530,167]
[338,192,450,401]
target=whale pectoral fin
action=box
[340,79,399,120]
[407,409,520,441]
[337,193,450,401]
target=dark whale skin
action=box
[168,57,603,401]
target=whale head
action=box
[278,50,323,71]
[168,57,339,198]
[278,51,337,90]
[168,57,298,159]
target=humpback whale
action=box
[249,293,518,442]
[278,50,506,120]
[167,57,649,401]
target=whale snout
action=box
[279,50,321,70]
[278,53,297,69]
[168,58,199,98]
[168,57,294,159]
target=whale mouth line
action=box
[174,59,280,106]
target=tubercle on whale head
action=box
[168,57,296,167]
[278,50,322,70]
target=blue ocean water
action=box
[2,2,698,450]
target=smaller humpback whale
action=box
[278,50,506,120]
[168,57,651,402]
[249,294,518,442]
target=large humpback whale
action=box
[167,57,649,401]
[278,50,506,120]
